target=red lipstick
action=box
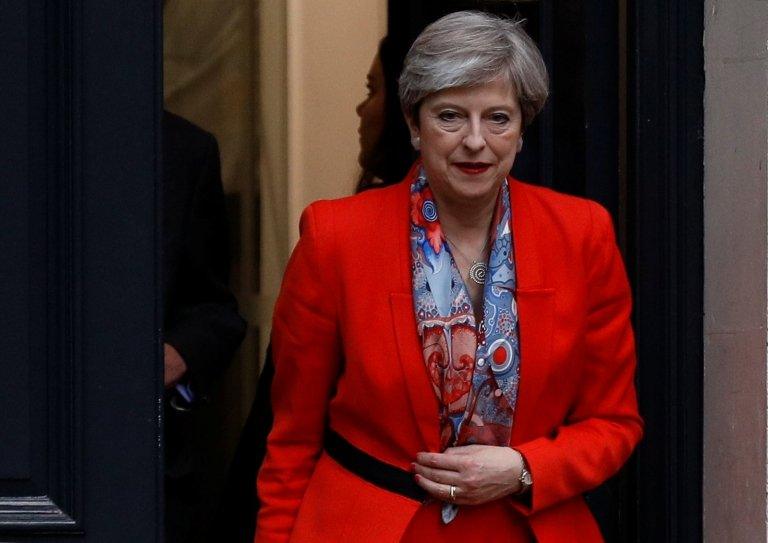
[454,162,491,175]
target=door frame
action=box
[628,1,704,540]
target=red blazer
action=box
[256,176,643,542]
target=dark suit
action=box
[162,111,247,543]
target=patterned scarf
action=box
[410,168,521,455]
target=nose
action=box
[462,118,486,152]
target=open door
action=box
[0,1,163,541]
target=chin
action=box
[357,150,368,170]
[449,172,503,198]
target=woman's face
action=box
[355,53,386,169]
[407,79,523,207]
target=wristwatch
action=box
[517,463,533,495]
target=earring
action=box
[411,135,421,151]
[517,138,523,152]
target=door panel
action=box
[0,1,162,540]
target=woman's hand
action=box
[413,445,526,505]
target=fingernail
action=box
[414,474,421,482]
[410,462,417,472]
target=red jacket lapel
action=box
[508,180,556,445]
[383,178,556,450]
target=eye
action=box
[437,110,461,122]
[489,112,511,124]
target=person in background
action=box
[163,110,247,543]
[257,11,642,542]
[355,35,416,191]
[213,36,414,543]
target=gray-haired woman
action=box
[256,11,642,542]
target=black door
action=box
[389,1,704,541]
[0,2,163,541]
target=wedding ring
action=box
[449,485,456,502]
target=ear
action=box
[404,112,420,140]
[404,112,422,151]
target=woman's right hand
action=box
[413,445,527,505]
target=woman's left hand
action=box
[413,445,525,505]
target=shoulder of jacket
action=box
[304,181,406,230]
[512,179,611,231]
[512,178,592,210]
[511,180,619,258]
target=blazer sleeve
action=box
[514,201,643,513]
[255,203,341,543]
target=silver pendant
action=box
[468,261,487,285]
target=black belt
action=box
[324,429,427,503]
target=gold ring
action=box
[449,485,456,502]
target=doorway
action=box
[160,1,704,541]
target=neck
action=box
[434,191,498,246]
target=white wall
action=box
[258,0,387,360]
[703,1,768,540]
[285,0,387,240]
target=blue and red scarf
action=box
[410,167,521,453]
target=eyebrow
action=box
[428,101,518,113]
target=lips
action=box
[454,162,492,175]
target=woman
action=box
[256,11,642,542]
[355,35,415,191]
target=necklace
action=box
[444,234,489,285]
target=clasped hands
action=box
[413,444,526,505]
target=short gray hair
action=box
[398,11,549,127]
